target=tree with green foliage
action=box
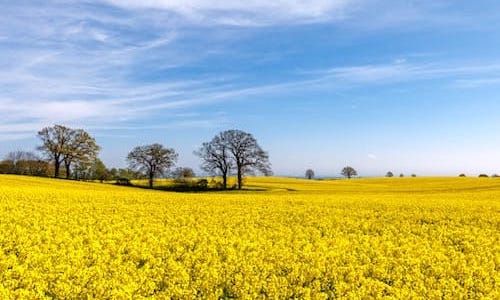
[341,166,357,179]
[172,167,195,179]
[37,125,73,178]
[305,169,315,179]
[62,129,100,179]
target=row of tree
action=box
[305,166,358,179]
[37,125,100,179]
[125,130,272,189]
[1,125,272,190]
[305,168,417,179]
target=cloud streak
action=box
[102,0,354,26]
[2,0,500,143]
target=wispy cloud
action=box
[307,61,500,87]
[2,0,500,143]
[102,0,354,26]
[453,77,500,88]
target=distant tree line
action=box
[0,151,50,176]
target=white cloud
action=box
[309,62,500,86]
[103,0,354,25]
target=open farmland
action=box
[0,175,498,299]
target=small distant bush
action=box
[478,174,489,178]
[172,178,209,191]
[115,178,132,186]
[492,174,499,178]
[411,174,417,177]
[459,174,466,177]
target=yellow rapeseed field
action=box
[0,175,498,299]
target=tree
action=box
[411,174,417,177]
[127,143,178,188]
[37,125,99,179]
[459,173,466,177]
[386,171,394,178]
[172,167,195,179]
[195,133,233,189]
[478,174,489,178]
[341,166,357,179]
[224,130,272,190]
[37,125,73,178]
[305,169,315,180]
[62,129,100,179]
[93,159,110,182]
[400,173,405,177]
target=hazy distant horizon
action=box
[1,1,499,176]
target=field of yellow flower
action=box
[0,175,498,299]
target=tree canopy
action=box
[197,130,271,189]
[341,166,357,179]
[127,143,178,188]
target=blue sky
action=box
[1,0,500,177]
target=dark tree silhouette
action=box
[197,130,271,190]
[195,134,233,189]
[224,130,272,190]
[305,169,315,180]
[386,171,394,177]
[341,166,357,179]
[127,143,178,188]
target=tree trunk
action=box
[65,162,71,179]
[237,165,243,190]
[54,157,60,178]
[148,174,154,188]
[222,173,227,189]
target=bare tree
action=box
[172,167,195,179]
[223,130,272,190]
[305,169,315,179]
[195,134,233,189]
[127,143,178,188]
[341,166,357,179]
[37,125,73,178]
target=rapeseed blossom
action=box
[0,175,498,298]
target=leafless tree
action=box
[127,143,178,188]
[223,130,272,189]
[195,133,233,189]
